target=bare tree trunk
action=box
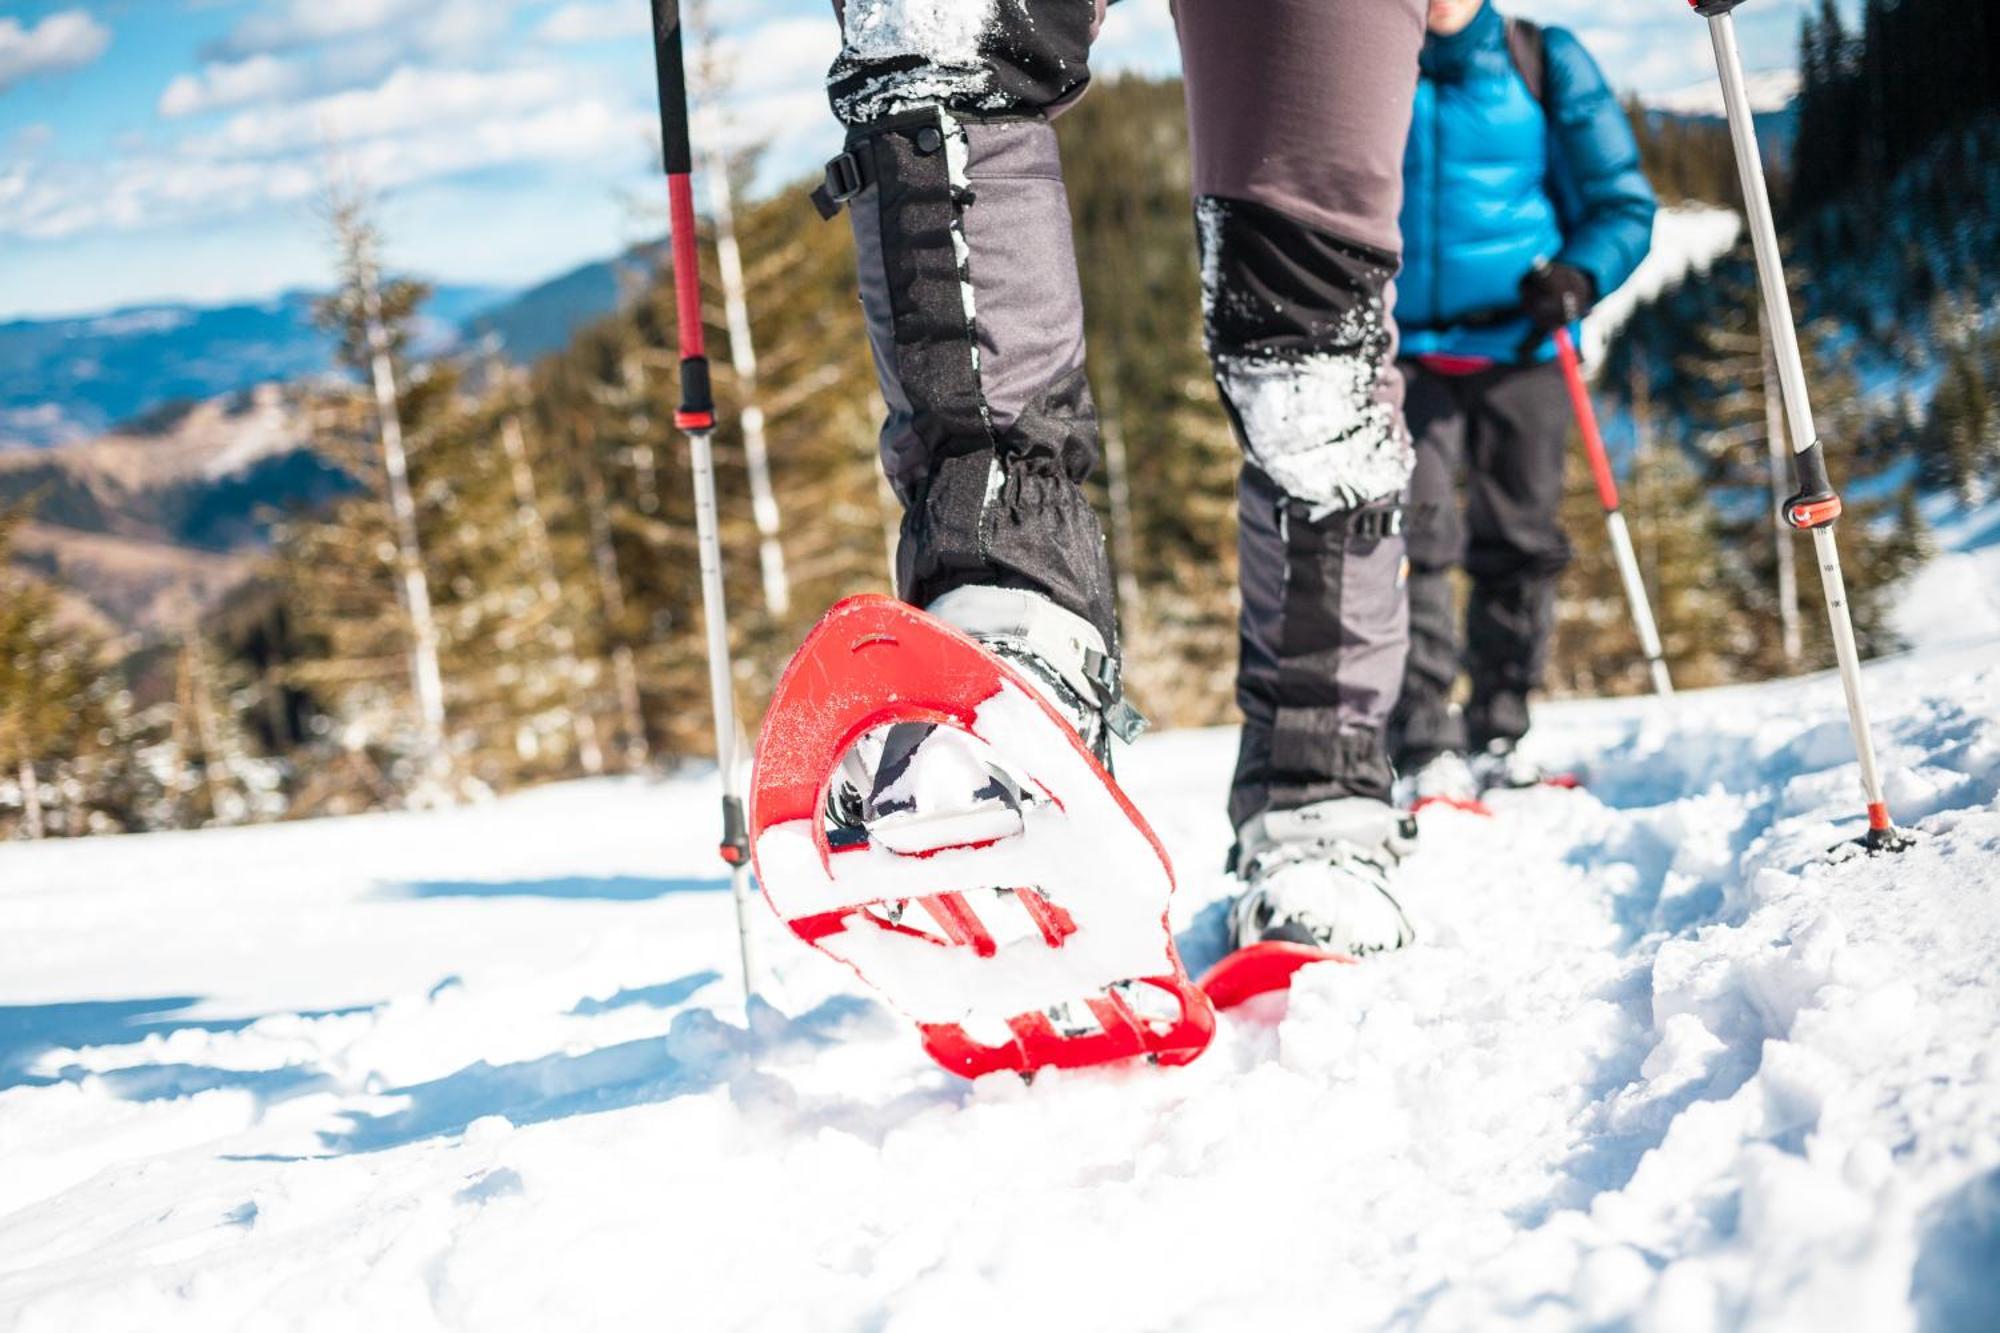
[1630,362,1662,601]
[1098,376,1143,623]
[17,755,42,840]
[324,183,449,792]
[707,155,790,617]
[1761,311,1804,666]
[612,646,647,769]
[619,356,662,517]
[577,420,650,767]
[363,312,449,784]
[501,415,604,775]
[682,0,789,618]
[182,630,227,823]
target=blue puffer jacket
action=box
[1398,2,1657,364]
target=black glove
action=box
[1519,261,1596,334]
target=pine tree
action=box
[1625,95,1742,209]
[287,177,458,801]
[1061,75,1243,727]
[1676,265,1925,673]
[1918,299,2000,499]
[1549,363,1743,696]
[0,510,112,838]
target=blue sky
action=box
[0,0,1846,321]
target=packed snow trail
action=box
[2,640,1998,1331]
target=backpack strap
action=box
[1505,16,1548,110]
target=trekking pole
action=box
[1690,0,1909,852]
[649,0,763,994]
[1552,327,1674,698]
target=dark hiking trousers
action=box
[825,0,1426,831]
[1390,358,1574,767]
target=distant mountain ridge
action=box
[0,247,673,452]
[1644,69,1801,119]
[0,284,509,450]
[1640,75,1799,167]
[0,384,352,631]
[0,247,671,631]
[466,242,665,365]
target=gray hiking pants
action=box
[826,0,1426,829]
[1391,359,1574,766]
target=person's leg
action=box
[1172,0,1428,831]
[825,0,1120,682]
[1390,362,1470,771]
[1462,361,1574,751]
[818,3,1137,845]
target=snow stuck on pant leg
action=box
[832,0,1002,121]
[1197,199,1411,514]
[1212,348,1411,513]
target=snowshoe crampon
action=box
[750,596,1215,1079]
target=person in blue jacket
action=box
[1390,0,1656,803]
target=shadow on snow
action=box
[1912,1164,2000,1333]
[311,993,891,1156]
[569,970,722,1016]
[383,875,731,901]
[0,996,370,1092]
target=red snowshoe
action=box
[750,596,1215,1079]
[1198,941,1356,1010]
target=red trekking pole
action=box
[1687,0,1909,852]
[1553,327,1674,698]
[649,0,763,995]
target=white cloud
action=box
[218,0,516,59]
[0,9,111,92]
[8,122,56,155]
[2,64,650,243]
[1093,0,1177,77]
[194,0,539,103]
[188,65,578,156]
[689,13,840,168]
[158,54,305,117]
[536,2,651,44]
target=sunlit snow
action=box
[3,625,1998,1330]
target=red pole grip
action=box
[668,172,705,361]
[1554,327,1622,514]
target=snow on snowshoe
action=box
[1199,799,1416,1010]
[1398,751,1493,817]
[751,594,1214,1079]
[1472,741,1587,794]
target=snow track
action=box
[2,642,1998,1331]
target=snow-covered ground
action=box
[1894,494,2000,653]
[1579,207,1742,368]
[3,621,1998,1330]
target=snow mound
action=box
[1893,493,2000,652]
[2,639,1998,1331]
[1646,70,1801,119]
[1579,206,1743,369]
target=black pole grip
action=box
[719,793,750,866]
[649,0,693,176]
[1783,440,1843,530]
[680,354,712,416]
